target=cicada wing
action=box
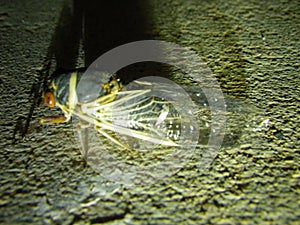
[80,91,177,151]
[98,78,200,151]
[109,93,182,151]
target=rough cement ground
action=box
[0,0,299,224]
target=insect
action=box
[41,68,198,157]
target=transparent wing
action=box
[75,78,258,152]
[78,79,199,151]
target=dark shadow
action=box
[53,0,151,70]
[52,0,179,84]
[53,0,84,69]
[83,0,150,65]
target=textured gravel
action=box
[0,0,299,224]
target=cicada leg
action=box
[40,115,68,124]
[76,122,140,159]
[76,121,90,160]
[94,126,140,157]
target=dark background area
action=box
[54,0,151,69]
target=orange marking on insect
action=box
[44,92,55,108]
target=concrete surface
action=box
[0,0,299,224]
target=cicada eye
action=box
[44,92,55,108]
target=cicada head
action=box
[44,69,80,108]
[42,70,72,110]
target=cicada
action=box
[41,68,199,157]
